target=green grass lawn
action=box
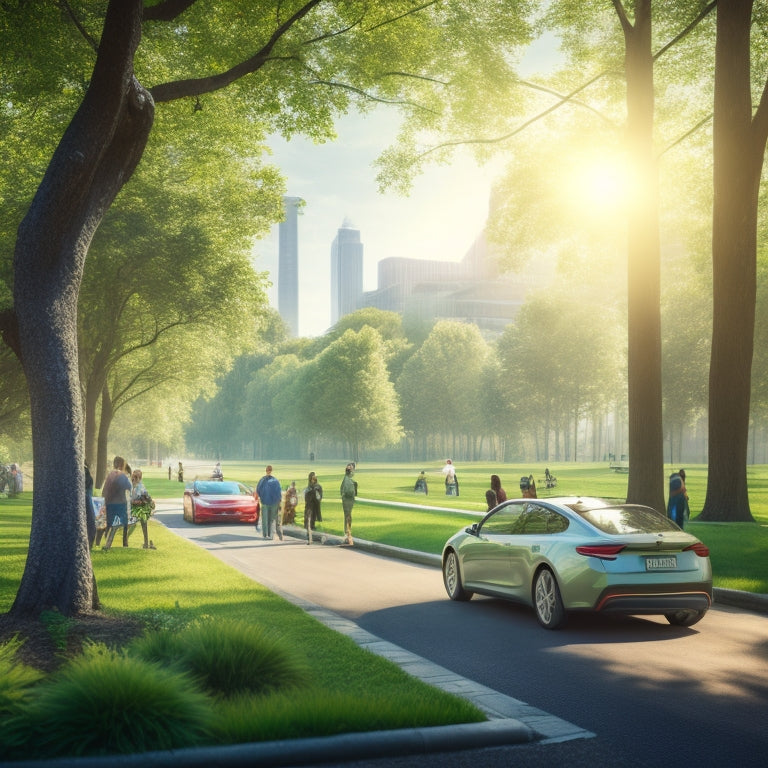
[1,459,766,758]
[0,494,484,758]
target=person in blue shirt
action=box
[257,465,283,541]
[667,469,689,529]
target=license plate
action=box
[645,556,677,571]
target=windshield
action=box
[195,481,249,496]
[568,503,679,535]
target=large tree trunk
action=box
[701,0,763,522]
[10,1,153,617]
[622,1,665,513]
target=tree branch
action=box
[148,0,322,102]
[653,0,717,61]
[611,0,634,37]
[58,0,99,51]
[309,79,440,112]
[143,0,197,22]
[411,70,617,161]
[366,0,440,33]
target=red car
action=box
[183,480,260,525]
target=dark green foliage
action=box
[0,645,212,759]
[129,619,309,697]
[0,637,43,714]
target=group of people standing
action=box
[255,463,358,546]
[93,455,156,551]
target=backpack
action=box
[341,474,356,498]
[669,473,683,493]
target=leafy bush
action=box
[0,644,212,759]
[129,619,309,697]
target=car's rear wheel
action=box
[665,609,707,627]
[533,568,567,629]
[443,549,472,601]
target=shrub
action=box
[129,619,308,698]
[0,644,212,759]
[0,637,43,713]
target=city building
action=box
[361,231,538,337]
[278,196,302,336]
[330,218,364,324]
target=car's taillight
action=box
[575,544,627,560]
[683,542,710,557]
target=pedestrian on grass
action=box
[443,459,459,496]
[414,471,428,494]
[101,456,131,551]
[340,463,358,545]
[490,474,507,504]
[131,468,156,549]
[257,465,283,541]
[667,469,689,529]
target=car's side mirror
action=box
[467,523,479,536]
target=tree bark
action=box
[621,1,665,513]
[10,0,154,616]
[701,0,762,522]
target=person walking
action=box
[443,459,458,496]
[304,471,323,545]
[283,481,299,525]
[340,463,358,545]
[257,465,283,541]
[101,456,132,551]
[667,469,689,529]
[131,468,156,549]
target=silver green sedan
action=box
[441,496,712,630]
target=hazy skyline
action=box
[253,32,559,337]
[255,111,498,337]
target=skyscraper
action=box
[278,196,302,336]
[330,218,364,324]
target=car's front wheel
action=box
[665,609,707,627]
[533,568,567,629]
[443,549,472,601]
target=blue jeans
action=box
[261,504,279,538]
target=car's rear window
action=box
[195,481,244,495]
[568,503,679,534]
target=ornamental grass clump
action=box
[0,637,43,714]
[129,619,309,698]
[0,643,213,760]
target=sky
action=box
[253,114,499,338]
[251,33,560,338]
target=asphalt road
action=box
[155,503,768,768]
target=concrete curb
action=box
[2,720,536,768]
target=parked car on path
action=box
[183,480,260,525]
[442,496,712,630]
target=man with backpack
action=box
[257,465,283,541]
